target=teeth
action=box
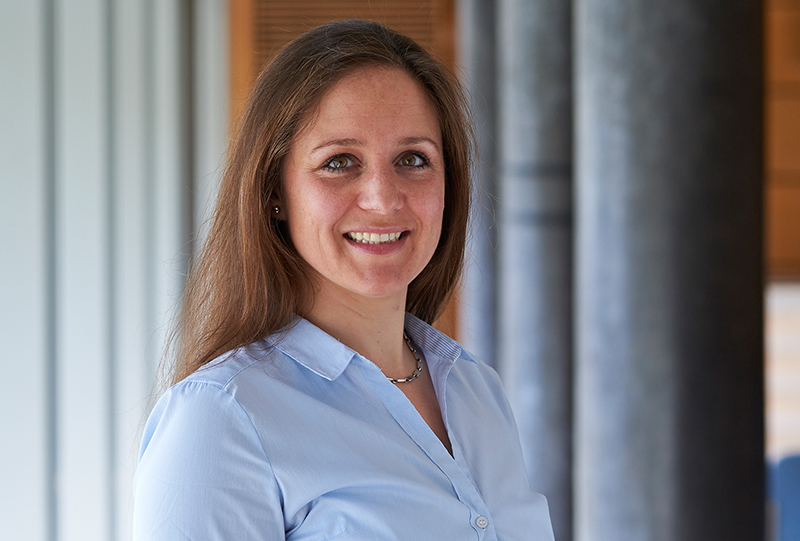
[346,231,403,245]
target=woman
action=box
[134,20,555,540]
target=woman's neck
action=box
[303,286,411,377]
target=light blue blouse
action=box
[133,313,555,540]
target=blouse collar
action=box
[269,313,475,381]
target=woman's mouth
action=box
[345,231,404,245]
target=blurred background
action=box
[0,0,798,540]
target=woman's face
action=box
[280,66,445,306]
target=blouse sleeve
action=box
[133,380,285,540]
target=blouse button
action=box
[475,515,489,529]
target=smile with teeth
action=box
[346,231,404,244]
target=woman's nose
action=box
[357,166,404,213]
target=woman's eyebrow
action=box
[399,136,440,150]
[311,136,440,153]
[312,138,362,152]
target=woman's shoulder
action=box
[147,340,277,433]
[135,340,286,539]
[181,338,274,390]
[145,338,291,432]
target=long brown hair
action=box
[170,20,474,384]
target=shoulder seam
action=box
[187,349,267,389]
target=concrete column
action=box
[457,0,499,369]
[497,0,573,539]
[574,1,764,540]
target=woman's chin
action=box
[313,272,415,305]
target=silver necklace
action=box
[388,332,423,384]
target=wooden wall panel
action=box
[251,0,452,67]
[766,0,800,278]
[767,6,800,81]
[768,100,800,170]
[767,175,800,275]
[229,0,256,127]
[230,0,454,123]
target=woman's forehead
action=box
[292,66,441,151]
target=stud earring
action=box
[273,206,280,215]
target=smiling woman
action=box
[280,66,445,308]
[133,20,555,541]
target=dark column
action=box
[574,1,764,540]
[457,0,499,369]
[497,0,573,539]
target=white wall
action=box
[0,1,228,539]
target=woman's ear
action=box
[269,193,286,221]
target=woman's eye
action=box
[324,155,351,170]
[399,153,426,167]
